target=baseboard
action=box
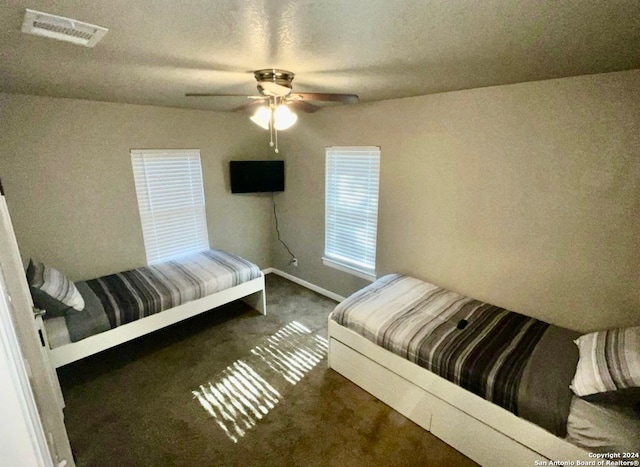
[264,268,345,302]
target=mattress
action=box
[566,396,640,454]
[331,274,581,437]
[45,249,261,348]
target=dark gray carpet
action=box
[58,274,478,466]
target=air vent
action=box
[21,9,108,47]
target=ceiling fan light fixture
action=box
[250,106,271,130]
[273,105,297,130]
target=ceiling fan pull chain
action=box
[269,97,275,149]
[273,96,279,153]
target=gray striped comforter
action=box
[64,249,261,343]
[331,274,581,436]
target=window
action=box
[323,146,380,281]
[131,149,209,264]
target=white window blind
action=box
[131,149,209,264]
[324,146,380,280]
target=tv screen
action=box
[230,160,285,193]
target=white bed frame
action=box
[48,274,266,368]
[328,318,592,467]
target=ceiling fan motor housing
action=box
[255,69,294,96]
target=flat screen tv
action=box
[230,160,285,193]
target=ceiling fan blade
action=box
[258,81,292,97]
[185,93,252,97]
[288,101,321,113]
[231,101,263,112]
[289,92,358,104]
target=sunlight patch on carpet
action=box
[192,321,329,442]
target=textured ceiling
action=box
[0,0,638,112]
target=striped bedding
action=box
[331,274,581,436]
[50,249,261,346]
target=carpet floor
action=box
[58,274,478,467]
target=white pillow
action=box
[26,259,84,315]
[571,326,640,398]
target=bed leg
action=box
[327,315,333,369]
[242,278,266,315]
[242,290,266,315]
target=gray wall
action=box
[1,70,638,333]
[0,94,272,280]
[270,70,640,332]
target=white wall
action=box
[0,94,272,280]
[271,70,640,332]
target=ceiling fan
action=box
[186,69,359,152]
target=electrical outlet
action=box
[291,258,298,267]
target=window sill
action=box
[322,257,376,282]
